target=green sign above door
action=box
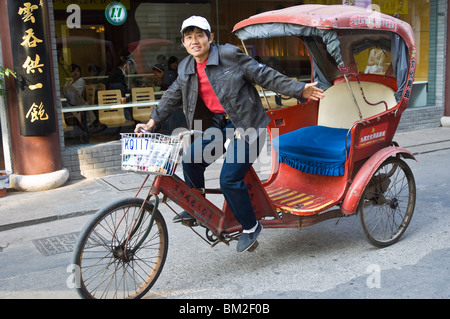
[105,2,128,26]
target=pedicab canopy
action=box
[233,4,416,103]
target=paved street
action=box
[0,127,449,299]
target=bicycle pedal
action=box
[247,240,259,252]
[181,219,198,227]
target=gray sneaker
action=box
[236,222,262,252]
[172,210,195,223]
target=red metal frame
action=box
[150,168,302,237]
[148,4,417,237]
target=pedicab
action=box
[73,5,417,299]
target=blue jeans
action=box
[181,119,264,230]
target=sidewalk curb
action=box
[0,209,96,232]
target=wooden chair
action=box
[62,113,69,129]
[131,87,155,122]
[96,83,106,91]
[84,84,96,105]
[62,112,89,143]
[98,89,135,127]
[83,84,98,125]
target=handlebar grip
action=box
[139,127,150,134]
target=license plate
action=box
[122,137,151,155]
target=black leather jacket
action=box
[151,44,306,143]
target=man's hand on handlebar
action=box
[134,119,156,134]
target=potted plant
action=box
[0,66,15,97]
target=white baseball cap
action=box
[180,16,211,33]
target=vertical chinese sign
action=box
[8,0,56,136]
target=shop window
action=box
[245,36,312,79]
[53,0,432,147]
[243,36,312,109]
[377,0,430,108]
[54,2,211,146]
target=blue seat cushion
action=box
[272,126,351,176]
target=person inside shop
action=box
[152,63,165,89]
[157,54,167,70]
[86,64,105,85]
[162,55,178,90]
[107,58,136,98]
[65,64,85,97]
[134,16,324,253]
[61,64,88,131]
[107,58,136,122]
[162,55,186,131]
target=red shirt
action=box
[196,59,226,114]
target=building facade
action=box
[0,0,449,188]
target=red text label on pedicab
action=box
[358,123,389,148]
[171,182,212,220]
[403,57,416,101]
[350,16,398,32]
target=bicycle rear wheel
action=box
[73,197,168,299]
[357,157,416,247]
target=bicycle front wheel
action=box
[73,197,168,299]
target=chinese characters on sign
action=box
[358,123,389,148]
[18,2,39,23]
[8,0,56,135]
[26,102,49,122]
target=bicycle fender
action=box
[341,146,416,215]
